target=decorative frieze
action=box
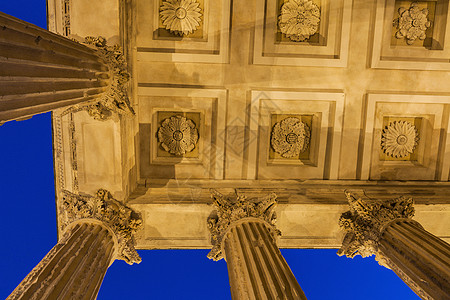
[394,2,431,45]
[207,190,280,261]
[278,0,320,42]
[157,115,199,156]
[61,189,143,264]
[62,0,71,36]
[337,191,415,260]
[271,117,310,158]
[381,120,419,158]
[160,0,202,36]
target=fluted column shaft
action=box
[378,220,450,300]
[207,190,307,299]
[0,12,109,122]
[223,220,306,300]
[8,221,116,300]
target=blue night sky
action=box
[0,1,419,299]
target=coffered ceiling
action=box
[48,0,450,249]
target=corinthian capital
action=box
[207,189,280,261]
[82,36,135,120]
[61,189,142,264]
[337,191,415,259]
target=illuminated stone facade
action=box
[2,0,450,299]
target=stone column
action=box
[207,190,307,300]
[7,189,142,300]
[337,192,450,300]
[0,12,133,123]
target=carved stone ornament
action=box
[61,189,143,264]
[157,115,199,155]
[337,192,415,261]
[86,102,112,121]
[381,120,419,158]
[394,2,431,45]
[83,36,135,120]
[207,190,280,261]
[62,0,70,36]
[271,117,310,158]
[160,0,202,36]
[278,0,320,42]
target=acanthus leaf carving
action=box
[86,103,112,121]
[81,36,135,121]
[207,189,280,261]
[61,189,143,265]
[337,192,415,262]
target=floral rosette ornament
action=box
[158,115,199,156]
[394,2,431,45]
[271,117,310,158]
[160,0,202,36]
[278,0,320,42]
[381,121,419,158]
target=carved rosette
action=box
[271,117,310,158]
[337,192,415,262]
[278,0,320,42]
[158,115,199,155]
[381,121,419,158]
[60,189,143,265]
[160,0,202,36]
[394,2,431,45]
[83,36,135,120]
[207,190,280,261]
